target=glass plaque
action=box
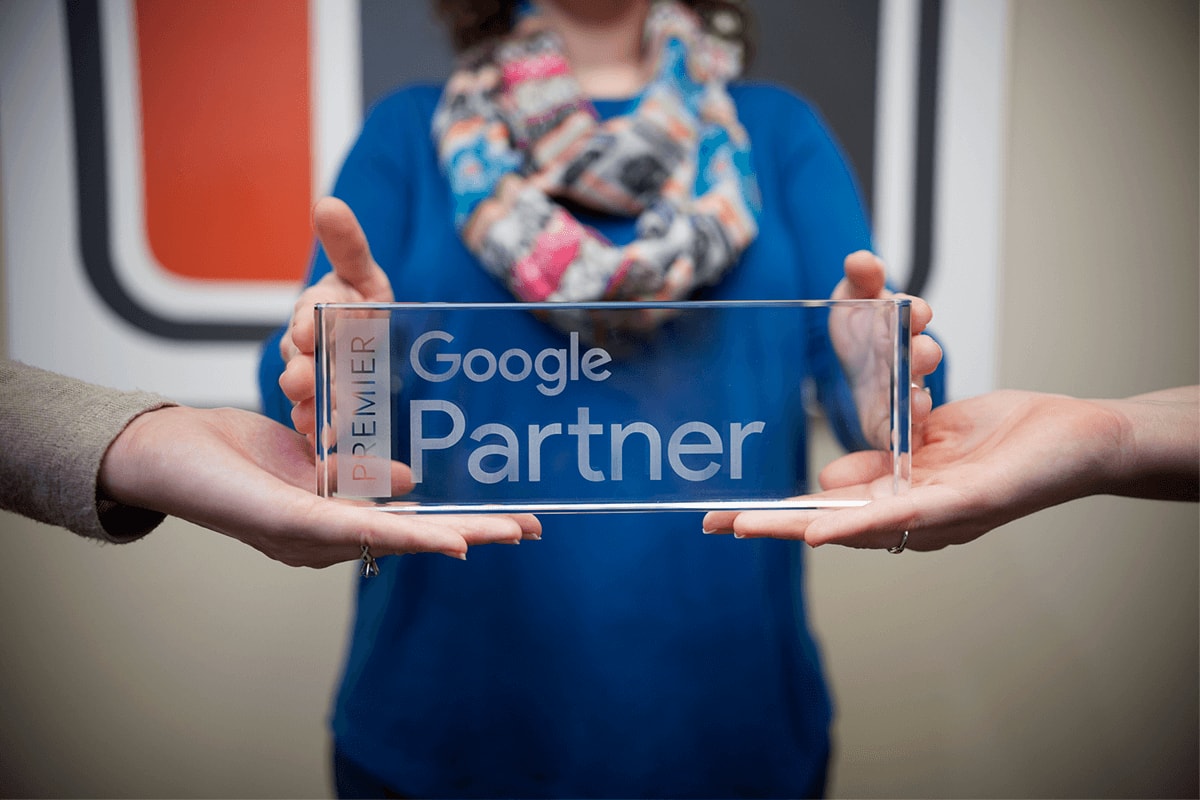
[315,300,912,512]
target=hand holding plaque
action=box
[278,197,394,445]
[828,249,939,450]
[279,198,544,547]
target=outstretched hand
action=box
[279,197,395,443]
[99,404,541,567]
[703,387,1199,551]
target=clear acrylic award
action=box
[314,300,912,513]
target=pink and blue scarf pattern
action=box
[433,1,760,334]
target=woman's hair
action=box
[432,0,756,66]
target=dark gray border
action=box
[66,0,281,341]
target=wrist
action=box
[98,404,183,507]
[1091,387,1200,500]
[1083,397,1139,495]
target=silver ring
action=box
[360,544,379,578]
[888,530,909,554]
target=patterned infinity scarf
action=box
[432,0,759,337]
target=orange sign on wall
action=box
[136,0,312,283]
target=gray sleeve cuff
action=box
[0,360,176,542]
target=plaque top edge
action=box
[314,298,912,312]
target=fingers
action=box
[904,290,941,382]
[702,479,886,541]
[703,499,917,550]
[911,333,943,380]
[301,502,544,567]
[290,398,316,437]
[800,497,918,548]
[280,325,300,361]
[288,275,353,357]
[279,353,315,405]
[424,513,542,545]
[312,197,395,303]
[704,508,825,540]
[278,283,341,431]
[279,198,393,386]
[701,448,913,546]
[704,499,880,543]
[510,513,543,540]
[359,512,540,563]
[799,492,979,552]
[900,294,933,335]
[818,449,893,490]
[715,487,995,553]
[910,386,935,441]
[361,513,473,560]
[702,509,738,534]
[833,256,940,355]
[289,289,319,355]
[729,508,829,541]
[833,250,887,300]
[389,460,416,497]
[280,355,317,436]
[910,333,941,442]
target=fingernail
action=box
[441,550,467,561]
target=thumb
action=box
[833,250,887,300]
[312,197,395,302]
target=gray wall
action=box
[0,0,1196,797]
[810,1,1199,796]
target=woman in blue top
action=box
[260,1,944,796]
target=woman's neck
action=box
[537,0,653,98]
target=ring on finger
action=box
[360,543,380,577]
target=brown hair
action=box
[432,0,756,67]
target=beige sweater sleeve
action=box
[0,360,177,542]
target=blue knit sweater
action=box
[259,82,942,798]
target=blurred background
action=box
[0,0,1196,796]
